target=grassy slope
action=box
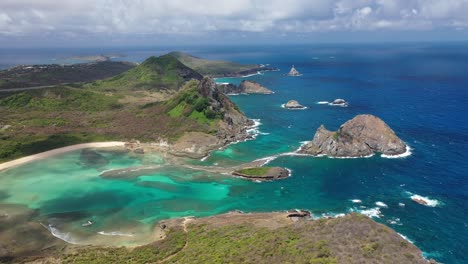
[169,51,257,76]
[0,61,135,89]
[61,214,424,264]
[87,54,202,93]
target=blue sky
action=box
[1,0,468,47]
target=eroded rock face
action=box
[217,80,273,94]
[171,78,254,158]
[239,80,273,94]
[284,100,306,109]
[300,114,407,157]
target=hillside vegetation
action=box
[87,54,203,93]
[58,213,427,264]
[0,53,250,162]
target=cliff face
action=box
[300,114,407,157]
[170,77,253,158]
[217,80,273,94]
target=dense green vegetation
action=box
[164,79,223,126]
[0,87,122,111]
[88,54,202,93]
[169,51,258,76]
[0,61,135,90]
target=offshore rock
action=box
[300,114,407,157]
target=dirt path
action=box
[158,217,194,263]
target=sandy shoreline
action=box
[0,141,126,172]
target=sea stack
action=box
[283,100,306,109]
[299,114,407,157]
[329,99,348,107]
[288,65,301,76]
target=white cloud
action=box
[0,0,467,39]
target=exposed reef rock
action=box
[299,114,407,157]
[79,149,109,168]
[217,80,273,94]
[283,100,306,109]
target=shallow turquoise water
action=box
[0,44,467,263]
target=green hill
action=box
[168,51,261,77]
[88,54,203,93]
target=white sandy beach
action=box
[0,142,125,172]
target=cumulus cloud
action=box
[0,0,467,39]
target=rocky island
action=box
[329,98,349,107]
[232,167,290,181]
[299,114,407,157]
[287,65,301,76]
[217,80,273,94]
[283,99,307,109]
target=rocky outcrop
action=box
[287,65,301,76]
[217,80,273,94]
[329,99,348,107]
[299,114,407,157]
[239,80,273,94]
[171,78,254,158]
[283,100,306,109]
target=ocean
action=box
[0,43,467,263]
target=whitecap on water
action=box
[407,193,440,207]
[375,201,388,208]
[381,145,412,159]
[98,231,134,237]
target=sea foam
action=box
[98,231,134,237]
[381,145,412,158]
[42,223,79,244]
[408,193,440,207]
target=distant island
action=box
[287,65,302,76]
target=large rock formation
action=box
[170,77,254,158]
[217,80,273,94]
[300,114,407,157]
[239,80,273,94]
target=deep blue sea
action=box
[0,43,467,263]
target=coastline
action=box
[0,141,126,172]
